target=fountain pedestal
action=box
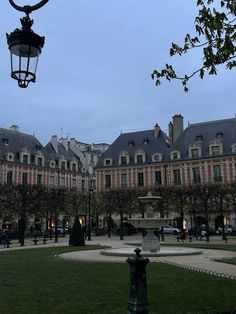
[143,229,159,253]
[129,218,170,253]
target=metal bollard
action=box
[127,248,150,314]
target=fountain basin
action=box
[101,246,202,257]
[129,218,170,229]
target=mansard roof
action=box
[96,128,170,168]
[96,117,236,168]
[44,142,81,162]
[171,117,236,160]
[0,127,45,160]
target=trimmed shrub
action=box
[69,216,85,246]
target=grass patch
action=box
[0,246,236,313]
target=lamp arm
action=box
[9,0,49,15]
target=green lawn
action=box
[0,246,236,314]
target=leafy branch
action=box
[152,0,236,92]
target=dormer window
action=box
[189,142,202,159]
[128,140,134,148]
[196,135,203,141]
[170,150,181,160]
[23,154,29,164]
[143,138,149,145]
[190,148,199,158]
[216,132,223,139]
[50,161,55,168]
[72,163,77,171]
[7,153,13,161]
[119,151,130,165]
[37,157,43,166]
[231,143,236,153]
[136,155,143,163]
[211,145,220,156]
[209,139,223,156]
[120,156,127,165]
[35,145,41,151]
[135,149,145,164]
[61,161,66,170]
[2,138,9,145]
[104,158,112,166]
[152,153,162,162]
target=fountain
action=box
[129,192,169,253]
[101,191,202,257]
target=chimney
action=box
[172,114,183,142]
[51,135,58,153]
[168,121,173,144]
[154,123,160,138]
[59,137,69,151]
[9,125,19,132]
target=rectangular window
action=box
[61,177,66,187]
[173,169,181,185]
[136,155,143,163]
[7,171,13,184]
[22,172,28,185]
[121,173,127,188]
[192,167,201,184]
[72,163,77,171]
[37,174,42,185]
[72,178,76,188]
[49,176,55,187]
[38,157,43,166]
[155,171,162,185]
[211,146,220,156]
[81,179,85,191]
[61,161,66,169]
[191,149,199,158]
[120,156,127,165]
[213,165,222,182]
[137,172,144,187]
[105,175,111,188]
[23,154,28,164]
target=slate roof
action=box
[96,117,236,168]
[44,142,81,164]
[171,118,236,160]
[96,128,170,168]
[0,127,81,166]
[0,127,45,162]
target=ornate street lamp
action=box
[6,0,49,88]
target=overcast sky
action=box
[0,0,235,145]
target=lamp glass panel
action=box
[11,49,39,81]
[11,44,39,58]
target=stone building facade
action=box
[96,115,236,227]
[0,126,90,190]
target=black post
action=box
[127,248,150,314]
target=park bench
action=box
[32,235,48,245]
[0,238,11,248]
